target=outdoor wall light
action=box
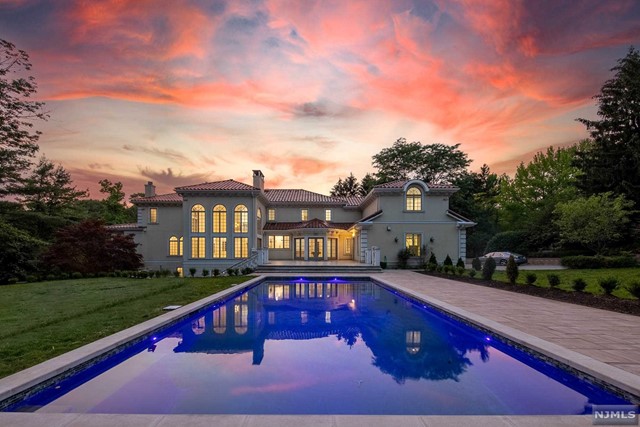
[430,237,434,243]
[387,226,392,231]
[394,236,399,243]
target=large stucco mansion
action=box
[113,170,475,274]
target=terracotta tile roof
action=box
[374,179,457,190]
[264,189,345,205]
[176,179,258,192]
[339,196,364,206]
[131,193,182,204]
[264,219,354,231]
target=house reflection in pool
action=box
[173,281,490,383]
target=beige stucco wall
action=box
[135,205,183,271]
[267,206,360,223]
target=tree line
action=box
[0,39,140,283]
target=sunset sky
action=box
[2,0,640,197]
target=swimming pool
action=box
[4,278,632,414]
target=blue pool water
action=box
[7,279,630,414]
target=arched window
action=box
[257,208,262,233]
[213,306,227,334]
[213,205,226,233]
[406,187,422,211]
[191,204,205,233]
[169,236,179,256]
[234,204,248,233]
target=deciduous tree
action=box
[0,39,48,196]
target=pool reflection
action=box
[174,281,490,383]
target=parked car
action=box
[479,252,528,266]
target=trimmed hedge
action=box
[560,255,637,269]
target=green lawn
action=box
[0,276,249,379]
[491,268,640,299]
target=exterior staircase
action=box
[255,263,382,274]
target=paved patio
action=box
[375,271,640,377]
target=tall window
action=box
[213,306,226,334]
[169,236,179,256]
[301,209,308,221]
[268,235,290,249]
[191,236,206,258]
[268,208,275,221]
[406,187,422,211]
[179,237,183,256]
[191,204,205,233]
[234,237,249,258]
[325,209,332,221]
[345,238,353,255]
[149,207,158,223]
[234,205,248,233]
[213,205,226,233]
[405,233,422,256]
[257,208,262,233]
[406,330,421,355]
[213,237,227,258]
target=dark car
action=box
[479,252,527,266]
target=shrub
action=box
[627,281,640,299]
[443,264,453,274]
[397,248,412,269]
[572,278,587,292]
[213,268,220,277]
[456,258,465,269]
[505,255,519,285]
[242,267,253,275]
[455,266,465,276]
[599,277,619,295]
[428,253,437,265]
[482,257,496,281]
[471,257,482,271]
[7,277,18,284]
[138,270,149,279]
[560,255,637,269]
[443,255,453,266]
[227,268,234,276]
[435,264,443,273]
[173,270,180,278]
[468,269,477,278]
[525,273,537,285]
[427,263,437,272]
[547,274,560,288]
[46,274,57,281]
[202,269,210,277]
[71,272,83,280]
[26,275,38,282]
[189,268,196,278]
[233,268,240,276]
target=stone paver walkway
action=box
[374,271,640,376]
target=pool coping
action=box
[0,273,638,424]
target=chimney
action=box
[252,170,264,193]
[144,181,156,197]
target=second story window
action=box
[234,204,248,233]
[191,204,205,233]
[149,207,158,223]
[301,209,308,221]
[325,209,332,221]
[406,187,422,211]
[213,205,226,233]
[268,208,275,221]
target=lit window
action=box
[234,205,248,233]
[192,316,205,335]
[406,330,421,355]
[213,237,227,258]
[301,209,308,221]
[268,235,290,249]
[169,236,179,256]
[179,237,183,256]
[406,187,422,211]
[191,205,205,233]
[234,303,248,334]
[191,236,206,258]
[213,205,226,233]
[325,209,332,221]
[213,306,226,334]
[268,208,275,221]
[149,207,158,223]
[176,267,183,277]
[234,237,249,258]
[345,238,353,255]
[405,233,422,256]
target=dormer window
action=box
[406,187,422,211]
[149,208,158,223]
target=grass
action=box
[0,276,249,379]
[491,268,640,299]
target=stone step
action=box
[255,265,382,274]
